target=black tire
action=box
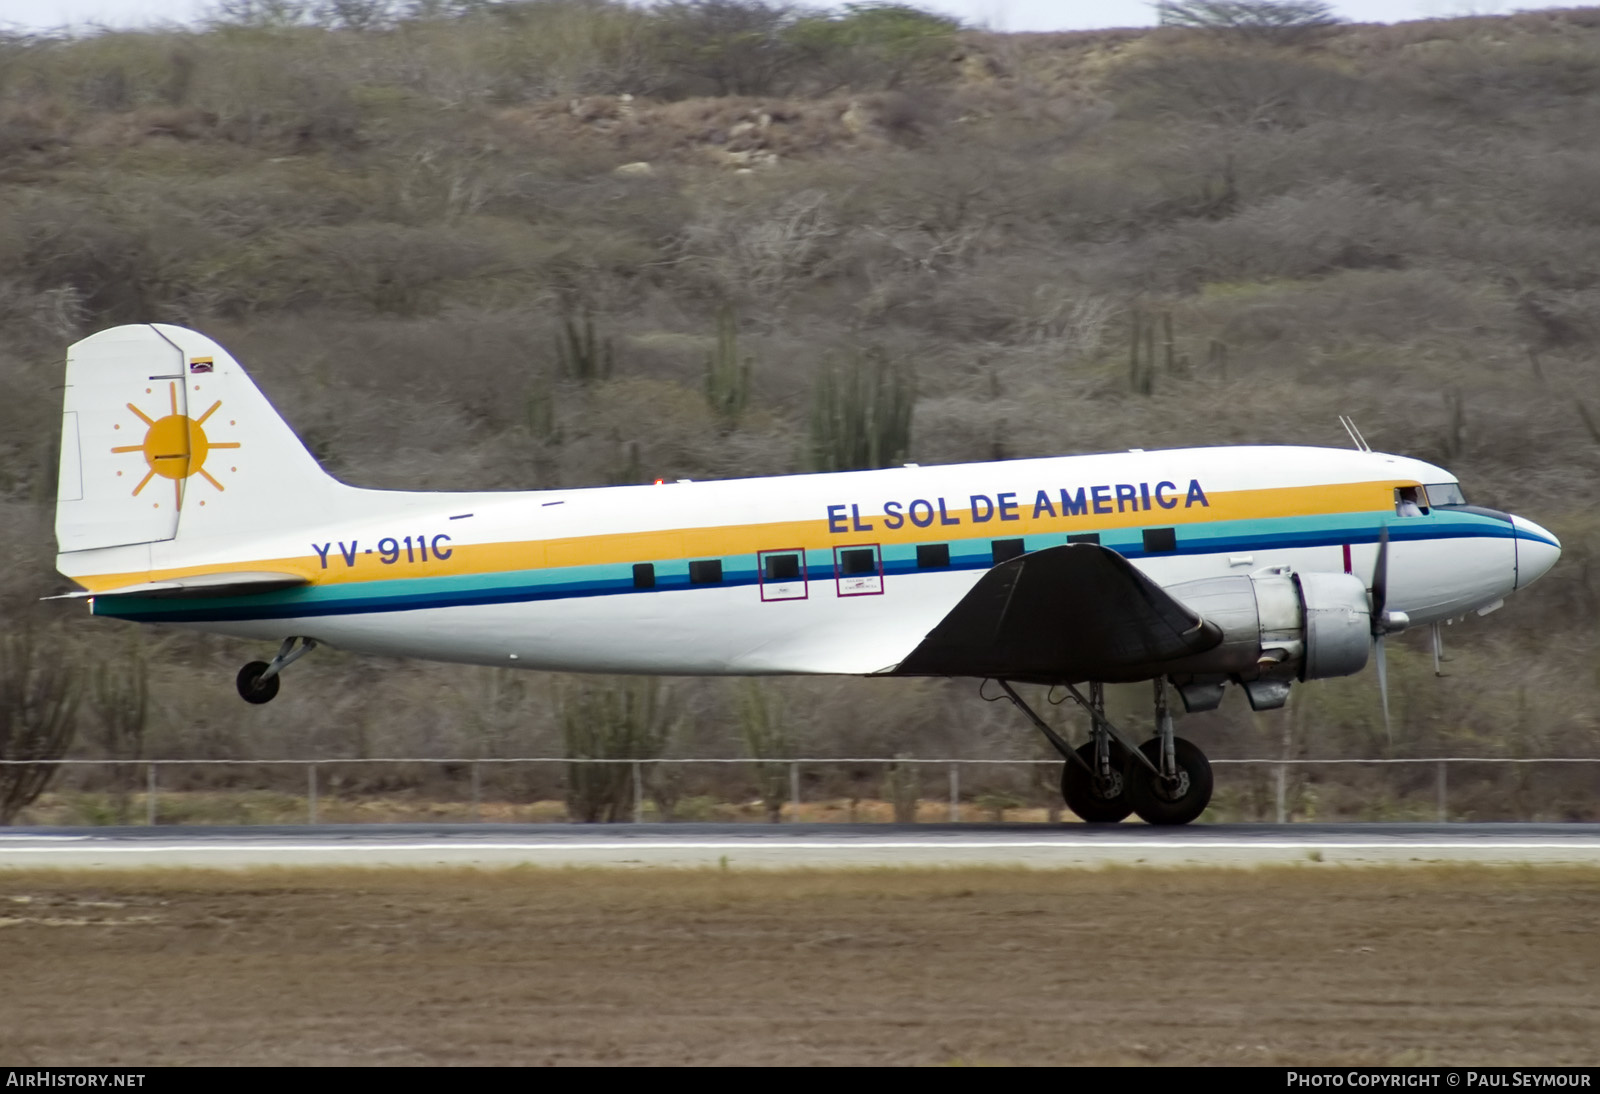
[1061,739,1133,823]
[1123,736,1213,826]
[236,661,280,705]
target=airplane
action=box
[49,323,1562,825]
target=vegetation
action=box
[558,675,675,822]
[0,631,81,824]
[2,3,1599,819]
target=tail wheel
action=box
[1123,736,1213,826]
[236,661,280,705]
[1061,740,1133,823]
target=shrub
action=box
[808,347,915,471]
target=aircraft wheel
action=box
[236,661,280,705]
[1061,740,1132,823]
[1123,737,1213,826]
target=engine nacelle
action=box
[1163,568,1371,712]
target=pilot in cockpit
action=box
[1396,486,1426,517]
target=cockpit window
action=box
[1424,482,1467,507]
[1395,486,1428,517]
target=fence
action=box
[5,756,1600,825]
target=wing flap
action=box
[891,543,1221,682]
[54,571,310,600]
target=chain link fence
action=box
[5,756,1600,825]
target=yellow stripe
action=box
[69,480,1408,593]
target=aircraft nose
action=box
[1512,516,1561,590]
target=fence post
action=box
[145,762,157,827]
[948,763,959,822]
[788,762,800,823]
[471,761,481,823]
[632,761,644,824]
[1437,761,1447,823]
[1275,763,1287,824]
[307,763,318,825]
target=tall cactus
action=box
[808,348,916,472]
[704,304,753,427]
[559,675,674,823]
[553,307,614,385]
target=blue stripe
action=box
[93,510,1522,624]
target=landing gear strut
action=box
[236,637,317,704]
[1119,680,1213,826]
[994,677,1214,826]
[1059,684,1131,823]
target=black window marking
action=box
[916,543,950,569]
[1142,528,1177,553]
[1067,533,1101,545]
[839,548,877,576]
[991,538,1025,563]
[689,559,723,584]
[765,553,801,581]
[633,563,655,589]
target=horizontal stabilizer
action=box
[892,543,1221,683]
[51,571,309,601]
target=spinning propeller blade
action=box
[1373,525,1392,744]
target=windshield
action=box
[1425,482,1467,507]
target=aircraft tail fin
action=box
[55,324,343,561]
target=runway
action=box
[3,822,1600,869]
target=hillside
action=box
[3,2,1599,819]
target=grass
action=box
[0,865,1595,1065]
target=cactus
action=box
[1443,387,1466,459]
[559,676,674,823]
[737,682,793,824]
[882,755,921,824]
[523,377,560,442]
[808,348,915,472]
[610,440,643,486]
[704,305,753,427]
[554,308,614,384]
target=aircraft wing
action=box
[890,543,1222,683]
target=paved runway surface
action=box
[3,822,1600,868]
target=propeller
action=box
[1370,525,1410,743]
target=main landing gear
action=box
[995,677,1213,826]
[236,637,317,704]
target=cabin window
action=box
[834,544,884,596]
[1142,528,1176,552]
[1067,533,1100,545]
[839,548,877,575]
[1395,487,1429,517]
[991,538,1025,564]
[916,543,950,569]
[758,549,807,602]
[765,553,801,581]
[632,563,655,589]
[1425,482,1467,507]
[689,559,723,584]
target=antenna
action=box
[1338,415,1371,452]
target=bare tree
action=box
[0,629,80,825]
[1153,1,1342,39]
[652,1,802,96]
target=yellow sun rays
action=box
[110,380,242,509]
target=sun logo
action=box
[111,378,241,509]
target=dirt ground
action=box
[1,866,1597,1066]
